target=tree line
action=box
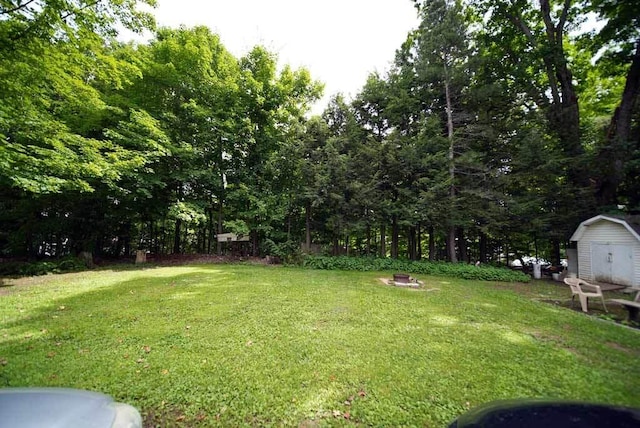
[1,0,638,266]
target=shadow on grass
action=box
[0,265,235,376]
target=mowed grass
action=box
[1,265,639,427]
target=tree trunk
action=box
[173,218,182,254]
[508,2,584,188]
[428,225,435,261]
[505,243,509,267]
[541,0,582,159]
[160,218,166,255]
[444,73,458,263]
[597,39,640,205]
[380,224,386,258]
[217,141,226,255]
[417,223,422,261]
[447,227,457,262]
[457,227,467,263]
[366,223,371,256]
[408,226,417,260]
[305,200,311,252]
[252,229,259,257]
[216,198,223,255]
[479,231,487,263]
[391,216,399,259]
[207,209,213,254]
[552,238,561,266]
[123,234,131,257]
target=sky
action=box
[129,0,420,115]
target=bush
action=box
[262,239,302,264]
[0,257,89,277]
[302,256,530,283]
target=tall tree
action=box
[413,0,471,262]
[472,0,598,262]
[587,0,640,206]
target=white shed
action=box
[570,215,640,287]
[216,233,250,242]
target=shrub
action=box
[0,257,89,277]
[263,239,302,264]
[302,256,530,283]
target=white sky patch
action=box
[123,0,420,115]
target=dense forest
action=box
[1,0,638,266]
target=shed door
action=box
[591,243,634,286]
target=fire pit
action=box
[393,273,411,284]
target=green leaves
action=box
[168,202,206,225]
[302,256,530,283]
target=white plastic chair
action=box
[563,277,607,313]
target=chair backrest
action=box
[564,277,603,295]
[563,277,581,295]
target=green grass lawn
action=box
[1,265,639,427]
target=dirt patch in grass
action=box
[605,342,640,357]
[141,254,268,266]
[490,278,570,298]
[537,298,640,331]
[377,278,441,292]
[0,275,52,295]
[0,284,15,295]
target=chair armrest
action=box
[579,283,601,294]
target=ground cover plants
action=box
[303,255,531,283]
[1,265,638,427]
[0,257,89,277]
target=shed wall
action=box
[577,221,640,286]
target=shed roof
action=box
[570,214,640,242]
[216,233,250,242]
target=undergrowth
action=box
[302,256,530,283]
[0,257,88,277]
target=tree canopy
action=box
[1,0,637,265]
